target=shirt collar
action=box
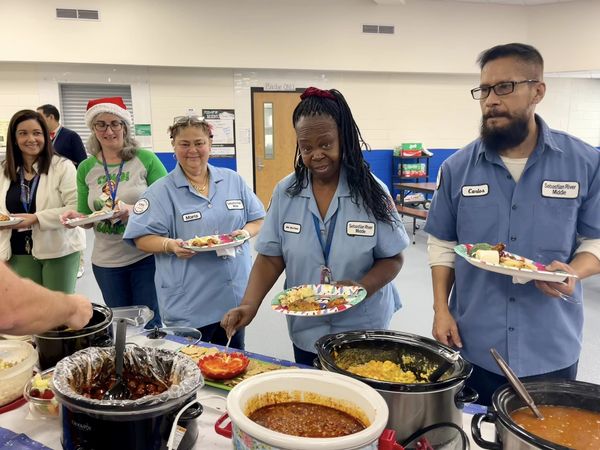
[475,114,563,166]
[297,166,351,198]
[173,163,223,188]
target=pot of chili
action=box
[217,369,390,449]
[472,379,600,449]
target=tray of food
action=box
[454,243,578,283]
[271,284,367,316]
[182,232,249,252]
[0,213,24,227]
[177,340,307,391]
[65,210,115,226]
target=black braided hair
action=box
[286,88,395,225]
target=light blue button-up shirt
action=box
[123,164,265,327]
[425,115,600,377]
[256,169,410,352]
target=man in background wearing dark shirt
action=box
[37,104,87,167]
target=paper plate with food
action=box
[454,243,578,283]
[272,284,367,316]
[65,210,115,226]
[0,213,24,227]
[182,232,249,252]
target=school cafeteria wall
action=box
[3,0,600,74]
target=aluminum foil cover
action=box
[53,346,202,407]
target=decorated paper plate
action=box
[454,244,578,283]
[271,284,367,317]
[65,210,115,226]
[182,233,249,252]
[0,217,24,227]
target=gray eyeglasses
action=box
[471,80,539,100]
[173,115,204,124]
[93,120,124,132]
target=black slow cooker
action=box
[34,303,113,370]
[315,330,478,444]
[472,379,600,449]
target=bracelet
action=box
[162,238,171,254]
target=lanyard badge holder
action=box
[19,168,40,254]
[312,213,337,285]
[101,154,125,226]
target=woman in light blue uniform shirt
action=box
[123,117,265,349]
[222,87,410,364]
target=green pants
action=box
[9,251,80,294]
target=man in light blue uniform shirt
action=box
[124,162,265,346]
[425,43,600,405]
[258,169,409,353]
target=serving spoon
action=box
[104,319,128,400]
[490,348,543,419]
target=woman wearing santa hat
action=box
[62,97,166,328]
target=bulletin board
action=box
[202,109,235,158]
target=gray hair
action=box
[86,121,139,161]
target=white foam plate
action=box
[65,210,115,226]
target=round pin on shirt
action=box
[133,198,149,214]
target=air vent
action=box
[362,24,395,34]
[78,9,100,20]
[56,8,100,20]
[56,8,77,19]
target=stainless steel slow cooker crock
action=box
[315,330,477,444]
[471,379,600,449]
[34,303,113,370]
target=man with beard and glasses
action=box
[424,43,600,405]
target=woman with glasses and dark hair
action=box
[123,116,265,348]
[61,97,166,328]
[0,110,85,293]
[221,87,410,365]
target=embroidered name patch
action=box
[283,223,301,234]
[133,198,149,214]
[461,184,489,197]
[226,199,244,210]
[541,180,579,199]
[182,212,202,222]
[346,221,375,237]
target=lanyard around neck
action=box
[19,167,40,213]
[100,153,125,210]
[312,212,338,267]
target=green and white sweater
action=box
[77,149,167,268]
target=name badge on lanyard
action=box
[101,152,125,210]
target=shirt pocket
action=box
[533,201,577,262]
[456,204,500,244]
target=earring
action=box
[172,153,177,160]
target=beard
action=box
[480,112,529,153]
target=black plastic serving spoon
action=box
[104,318,128,400]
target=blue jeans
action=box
[92,256,162,329]
[197,322,245,350]
[466,360,579,406]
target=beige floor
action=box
[77,222,600,382]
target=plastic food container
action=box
[23,368,59,418]
[0,340,38,407]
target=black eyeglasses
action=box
[93,120,124,132]
[471,80,539,100]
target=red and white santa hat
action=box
[84,96,132,130]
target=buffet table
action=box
[0,335,495,449]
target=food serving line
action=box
[0,332,496,450]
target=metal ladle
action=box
[490,348,543,419]
[104,318,128,400]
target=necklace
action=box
[185,171,209,193]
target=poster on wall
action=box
[0,120,9,149]
[202,109,235,158]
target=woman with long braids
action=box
[222,87,409,364]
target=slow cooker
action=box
[315,330,478,443]
[53,345,203,450]
[34,303,113,370]
[472,379,600,449]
